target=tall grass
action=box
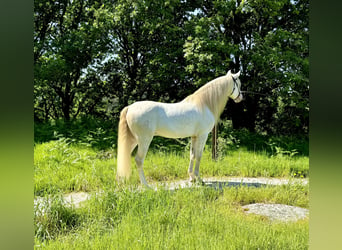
[34,139,308,195]
[35,185,308,249]
[34,138,116,196]
[34,119,309,249]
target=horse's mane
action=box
[183,73,234,122]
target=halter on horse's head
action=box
[227,70,243,103]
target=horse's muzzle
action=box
[234,94,243,103]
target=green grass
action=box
[145,148,308,182]
[34,138,115,195]
[34,120,309,249]
[34,137,309,249]
[35,185,308,249]
[34,138,308,195]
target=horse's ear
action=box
[227,70,231,75]
[233,71,241,78]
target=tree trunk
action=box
[62,98,71,121]
[62,81,72,121]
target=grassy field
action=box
[35,186,308,249]
[34,121,309,249]
[34,138,308,195]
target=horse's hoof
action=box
[195,177,204,185]
[189,176,204,185]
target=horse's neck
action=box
[188,76,231,121]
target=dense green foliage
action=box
[34,0,308,135]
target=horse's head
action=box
[227,70,243,103]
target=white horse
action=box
[117,70,243,188]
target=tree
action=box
[34,0,112,121]
[34,0,308,136]
[107,0,201,112]
[183,0,308,135]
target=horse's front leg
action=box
[193,134,208,183]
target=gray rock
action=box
[242,203,309,222]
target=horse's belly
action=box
[155,125,194,138]
[155,111,214,138]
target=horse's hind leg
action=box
[135,136,153,188]
[188,137,196,182]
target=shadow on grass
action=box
[161,177,308,191]
[204,181,266,190]
[159,179,272,191]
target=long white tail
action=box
[117,106,136,180]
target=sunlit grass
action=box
[34,138,308,195]
[35,186,308,249]
[34,138,309,249]
[34,139,115,195]
[144,147,308,182]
